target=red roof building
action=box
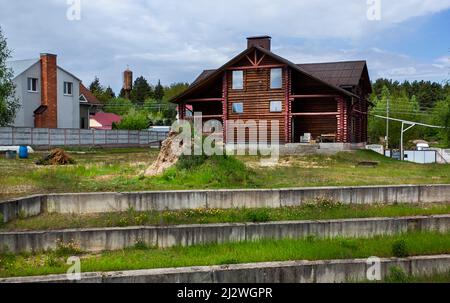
[89,112,122,130]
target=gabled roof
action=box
[79,83,102,105]
[6,59,40,79]
[6,58,82,81]
[174,48,371,103]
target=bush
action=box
[245,209,271,223]
[392,239,409,258]
[176,154,208,170]
[114,109,149,130]
[133,240,148,250]
[55,239,82,257]
[385,266,411,283]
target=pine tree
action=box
[89,76,103,94]
[154,79,164,101]
[105,86,116,99]
[130,76,153,104]
[0,27,19,126]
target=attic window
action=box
[232,70,244,90]
[79,94,87,103]
[270,68,282,89]
[64,82,73,96]
[27,78,38,92]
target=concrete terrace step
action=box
[1,254,449,283]
[2,184,450,224]
[1,215,449,253]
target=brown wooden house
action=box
[170,36,372,144]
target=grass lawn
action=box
[2,148,450,200]
[0,232,449,278]
[2,202,450,231]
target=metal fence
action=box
[0,127,169,148]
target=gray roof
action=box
[6,59,40,79]
[6,59,82,82]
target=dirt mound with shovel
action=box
[145,132,184,177]
[36,148,76,166]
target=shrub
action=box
[133,240,148,250]
[55,239,82,257]
[118,217,129,227]
[245,209,271,223]
[385,266,410,283]
[392,239,409,258]
[176,154,209,170]
[114,109,149,130]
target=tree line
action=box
[369,79,450,148]
[87,76,189,130]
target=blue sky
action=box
[0,0,449,93]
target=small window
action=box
[232,70,244,90]
[27,78,38,92]
[270,68,282,89]
[64,82,73,96]
[270,101,282,112]
[232,103,244,114]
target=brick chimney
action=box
[38,53,58,128]
[247,36,271,51]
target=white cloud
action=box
[0,0,449,90]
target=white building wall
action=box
[57,68,80,129]
[12,62,42,127]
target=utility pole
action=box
[374,115,444,161]
[385,97,390,151]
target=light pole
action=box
[385,97,389,151]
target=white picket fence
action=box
[0,127,168,148]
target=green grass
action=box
[384,268,450,283]
[3,148,450,200]
[0,232,449,278]
[2,201,450,231]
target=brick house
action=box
[6,53,100,129]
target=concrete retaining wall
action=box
[1,185,450,224]
[1,255,449,283]
[1,215,449,253]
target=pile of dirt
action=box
[36,148,76,166]
[144,132,184,177]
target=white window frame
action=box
[64,82,73,96]
[232,70,244,90]
[270,101,283,113]
[27,78,38,93]
[232,102,244,114]
[270,68,283,89]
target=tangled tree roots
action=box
[145,132,183,177]
[36,148,76,166]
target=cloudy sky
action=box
[0,0,449,92]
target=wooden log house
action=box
[170,36,372,144]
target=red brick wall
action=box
[37,54,58,128]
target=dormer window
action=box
[27,78,38,92]
[270,68,282,89]
[64,82,73,96]
[232,70,244,90]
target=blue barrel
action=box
[19,146,29,159]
